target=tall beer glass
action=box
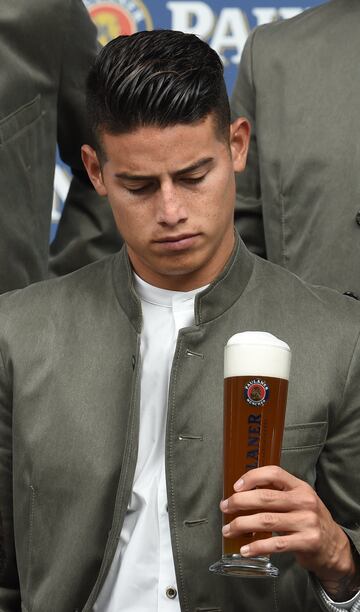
[209,331,291,578]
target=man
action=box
[231,0,360,297]
[0,30,359,612]
[0,0,121,293]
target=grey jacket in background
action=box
[231,0,360,297]
[0,236,359,611]
[0,0,122,293]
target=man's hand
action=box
[220,466,360,601]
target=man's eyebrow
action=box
[114,171,155,181]
[114,157,214,181]
[173,157,214,176]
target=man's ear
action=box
[81,144,107,196]
[229,117,251,173]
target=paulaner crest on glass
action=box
[244,379,269,406]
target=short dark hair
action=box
[86,30,230,154]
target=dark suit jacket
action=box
[0,0,122,292]
[0,237,359,611]
[231,0,360,297]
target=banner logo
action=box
[85,0,153,44]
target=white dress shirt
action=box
[94,274,205,611]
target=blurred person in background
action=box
[231,0,360,299]
[0,0,122,293]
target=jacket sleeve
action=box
[316,329,360,552]
[312,331,360,611]
[49,0,122,277]
[0,349,20,611]
[230,29,266,258]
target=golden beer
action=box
[223,375,289,554]
[210,332,291,577]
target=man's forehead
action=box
[99,116,227,173]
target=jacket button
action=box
[356,212,360,226]
[166,587,177,599]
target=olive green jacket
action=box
[0,0,122,293]
[0,237,359,611]
[231,0,360,297]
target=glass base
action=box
[209,554,279,578]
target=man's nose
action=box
[156,184,188,226]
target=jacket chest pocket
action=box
[0,95,42,145]
[280,421,327,485]
[0,95,45,221]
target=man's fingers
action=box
[222,510,319,539]
[238,531,323,559]
[221,486,318,514]
[219,467,345,577]
[234,465,302,492]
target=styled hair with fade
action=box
[86,29,230,155]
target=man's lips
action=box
[153,233,200,251]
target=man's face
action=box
[82,114,249,290]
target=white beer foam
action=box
[224,331,291,380]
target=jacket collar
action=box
[194,232,255,325]
[111,232,255,331]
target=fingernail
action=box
[234,478,244,491]
[220,499,228,511]
[222,524,230,536]
[240,545,250,556]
